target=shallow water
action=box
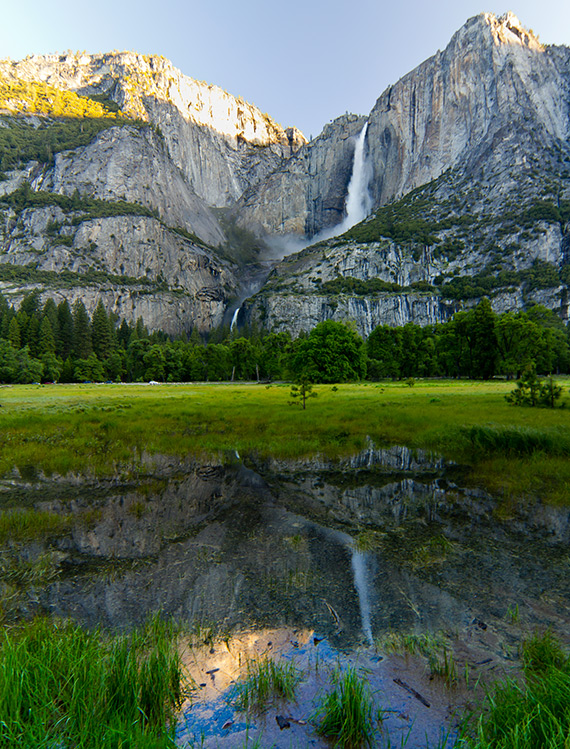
[2,445,570,745]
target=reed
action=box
[461,632,570,749]
[0,615,186,747]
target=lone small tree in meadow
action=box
[289,378,317,410]
[506,365,563,408]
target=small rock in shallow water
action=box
[276,715,291,730]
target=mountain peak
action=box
[484,11,543,50]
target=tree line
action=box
[0,292,568,384]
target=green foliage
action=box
[289,378,317,409]
[314,667,375,748]
[441,260,563,300]
[464,633,570,749]
[506,366,563,408]
[0,616,184,747]
[523,631,567,674]
[0,79,146,170]
[459,424,570,456]
[0,262,158,291]
[0,183,157,219]
[0,117,129,171]
[291,320,366,383]
[321,276,403,295]
[0,509,71,543]
[0,79,123,119]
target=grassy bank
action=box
[0,616,185,748]
[460,632,570,749]
[0,379,568,502]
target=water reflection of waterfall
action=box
[317,524,375,645]
[351,547,374,645]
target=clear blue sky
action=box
[2,1,569,138]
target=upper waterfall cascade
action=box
[340,122,373,231]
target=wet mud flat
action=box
[175,615,523,748]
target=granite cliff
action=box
[1,12,569,335]
[242,12,570,333]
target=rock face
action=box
[243,291,459,338]
[36,125,225,246]
[1,209,236,334]
[241,12,570,332]
[234,114,367,237]
[1,13,570,335]
[0,51,306,207]
[366,12,570,204]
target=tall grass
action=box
[314,667,375,748]
[459,424,570,457]
[461,632,570,749]
[0,508,71,542]
[0,616,186,747]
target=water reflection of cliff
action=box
[2,446,570,648]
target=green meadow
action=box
[0,378,568,503]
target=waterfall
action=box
[230,307,240,332]
[339,122,373,232]
[351,547,374,645]
[306,122,373,245]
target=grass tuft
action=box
[314,666,375,748]
[461,632,570,748]
[233,657,301,712]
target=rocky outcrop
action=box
[366,12,570,204]
[242,291,459,337]
[0,209,236,334]
[0,52,307,207]
[35,125,225,246]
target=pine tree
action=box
[39,317,56,355]
[72,300,92,359]
[41,298,59,340]
[0,293,8,336]
[91,299,113,360]
[57,299,74,359]
[19,290,40,319]
[8,317,21,349]
[117,319,131,348]
[26,315,41,357]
